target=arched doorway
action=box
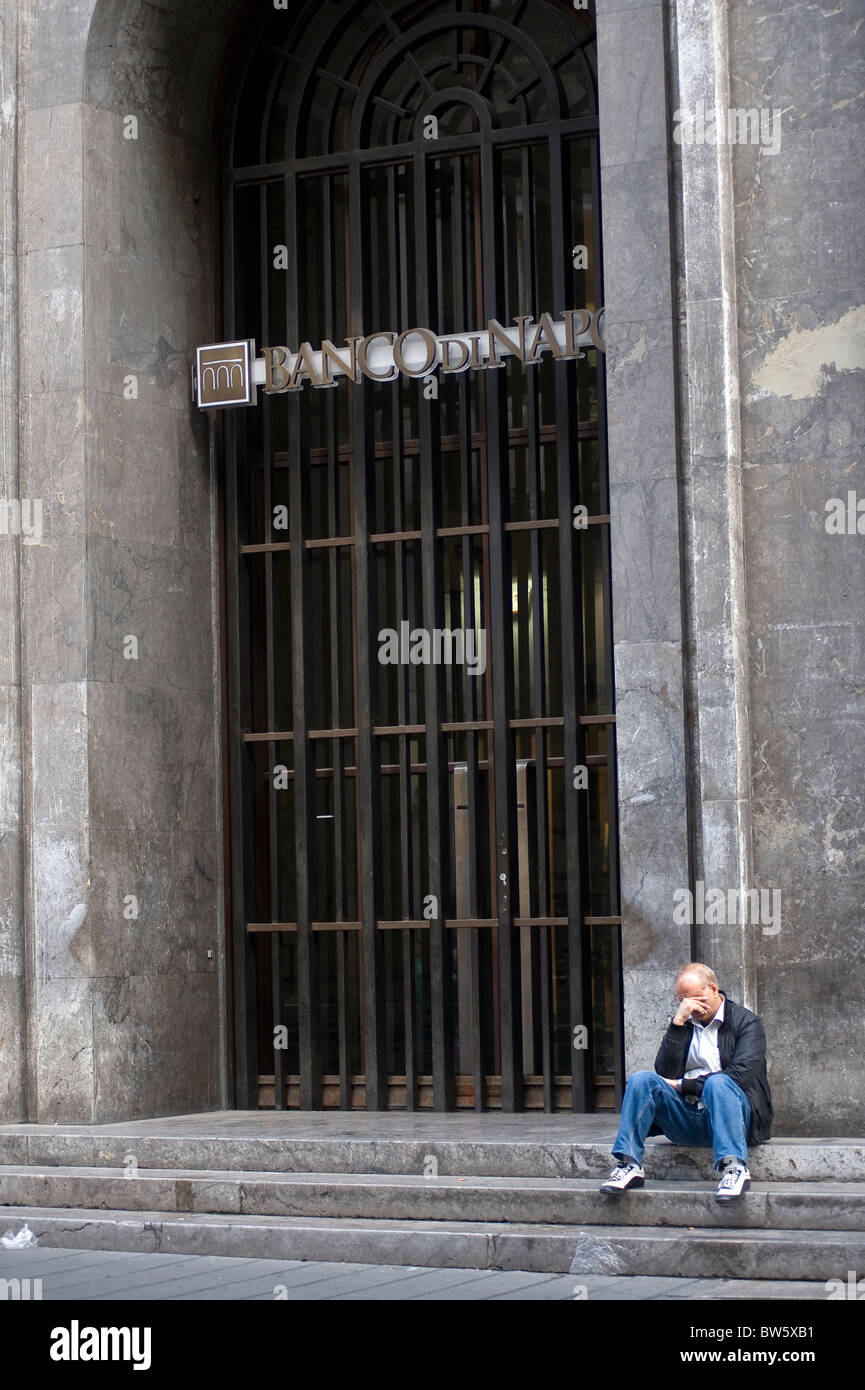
[221,0,622,1111]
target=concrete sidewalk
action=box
[0,1247,832,1301]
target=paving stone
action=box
[3,1244,839,1299]
[58,1257,267,1299]
[410,1271,565,1299]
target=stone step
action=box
[1,1166,864,1232]
[1,1126,863,1182]
[1,1204,863,1280]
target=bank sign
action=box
[194,308,605,409]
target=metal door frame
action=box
[219,0,624,1112]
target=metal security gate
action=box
[221,0,622,1111]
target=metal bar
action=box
[456,151,484,1113]
[323,171,352,1111]
[337,929,350,1109]
[229,115,600,182]
[389,159,417,1112]
[510,717,563,729]
[515,917,568,928]
[245,718,584,741]
[588,128,624,1109]
[349,154,388,1109]
[481,131,521,1112]
[415,135,454,1112]
[285,165,322,1111]
[245,899,624,926]
[248,921,362,933]
[474,0,528,98]
[259,182,287,1113]
[224,175,257,1108]
[526,134,556,1109]
[549,127,590,1113]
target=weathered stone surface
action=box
[7,1164,863,1232]
[1,1201,862,1279]
[595,4,668,168]
[0,0,860,1134]
[4,0,230,1124]
[3,1113,861,1183]
[604,317,678,483]
[727,0,865,1133]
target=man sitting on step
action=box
[600,962,773,1203]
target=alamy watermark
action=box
[0,1277,43,1300]
[673,100,782,155]
[378,622,487,677]
[0,498,43,544]
[824,491,865,535]
[673,881,781,937]
[825,1270,864,1299]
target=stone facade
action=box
[0,0,862,1131]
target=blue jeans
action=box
[612,1070,751,1171]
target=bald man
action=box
[600,963,773,1202]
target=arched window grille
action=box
[222,0,622,1113]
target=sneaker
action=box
[715,1162,751,1201]
[599,1161,645,1194]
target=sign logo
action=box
[195,340,256,408]
[194,310,604,409]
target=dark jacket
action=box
[652,993,773,1144]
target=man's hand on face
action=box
[673,996,704,1026]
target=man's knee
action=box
[626,1069,662,1090]
[702,1072,746,1101]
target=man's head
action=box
[675,962,722,1022]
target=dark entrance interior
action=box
[221,0,622,1111]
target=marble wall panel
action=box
[21,537,89,683]
[598,0,693,1073]
[22,390,87,540]
[730,0,865,1130]
[85,249,209,414]
[24,0,94,111]
[604,318,679,484]
[0,0,25,1120]
[0,975,27,1117]
[87,683,217,835]
[20,246,86,395]
[728,0,865,139]
[87,396,182,548]
[84,106,212,278]
[20,104,85,251]
[87,536,214,692]
[32,978,95,1122]
[10,0,235,1120]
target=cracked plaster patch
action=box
[748,306,865,402]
